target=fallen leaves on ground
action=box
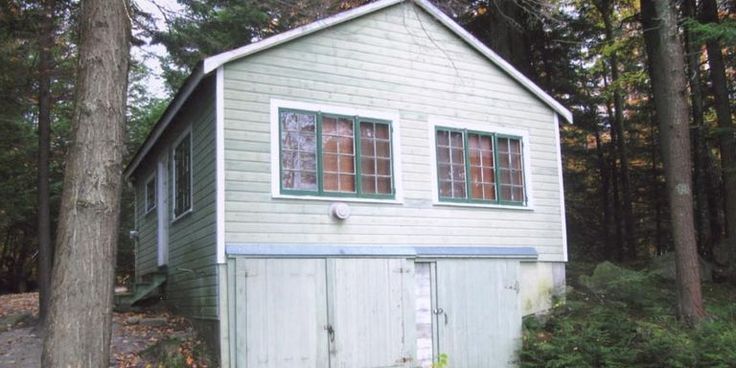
[0,293,38,318]
[0,293,210,367]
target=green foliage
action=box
[579,261,667,310]
[683,18,736,45]
[521,264,736,368]
[433,353,449,368]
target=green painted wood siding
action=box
[133,77,218,319]
[221,2,565,262]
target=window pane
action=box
[468,133,495,201]
[436,129,466,199]
[324,173,338,192]
[359,122,393,196]
[323,115,355,193]
[376,177,391,194]
[174,133,192,217]
[339,174,356,192]
[376,159,391,176]
[497,137,524,203]
[145,177,156,212]
[361,175,376,194]
[280,111,318,191]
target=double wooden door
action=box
[235,258,414,368]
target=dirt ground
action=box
[0,293,210,367]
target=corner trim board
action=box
[554,113,569,262]
[216,67,226,264]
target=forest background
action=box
[0,0,734,307]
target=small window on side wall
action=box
[435,127,526,205]
[173,132,192,219]
[279,108,394,198]
[145,174,156,213]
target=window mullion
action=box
[463,130,472,202]
[355,117,362,195]
[493,134,501,204]
[317,112,324,195]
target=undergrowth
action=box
[520,262,736,368]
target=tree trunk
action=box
[683,0,711,258]
[41,0,130,365]
[597,2,637,260]
[701,0,736,272]
[37,0,55,325]
[641,0,705,324]
[594,126,613,258]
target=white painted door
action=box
[435,260,521,368]
[240,259,329,368]
[327,259,415,368]
[156,155,169,266]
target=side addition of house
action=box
[123,0,572,367]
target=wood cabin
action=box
[122,0,572,366]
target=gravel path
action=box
[0,293,208,368]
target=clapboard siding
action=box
[222,2,565,261]
[133,76,218,319]
[135,164,158,279]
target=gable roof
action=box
[124,0,571,179]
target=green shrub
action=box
[521,262,736,368]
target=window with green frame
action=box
[279,108,394,198]
[435,127,526,205]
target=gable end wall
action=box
[221,2,565,262]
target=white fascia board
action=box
[412,0,573,123]
[553,113,569,262]
[202,0,404,74]
[124,65,206,180]
[215,67,226,264]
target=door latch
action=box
[325,324,335,342]
[433,307,448,325]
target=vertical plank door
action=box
[435,259,521,368]
[327,258,415,368]
[238,258,329,368]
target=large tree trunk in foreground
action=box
[41,0,130,365]
[701,0,736,272]
[641,0,705,324]
[37,0,55,324]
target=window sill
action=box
[171,208,193,224]
[273,193,403,205]
[433,201,534,211]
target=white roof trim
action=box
[127,0,572,179]
[202,0,572,122]
[202,0,404,74]
[124,65,205,179]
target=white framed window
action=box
[429,118,533,209]
[172,129,192,220]
[144,173,156,214]
[270,99,403,204]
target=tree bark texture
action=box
[641,0,705,323]
[700,0,736,271]
[41,0,130,366]
[37,0,55,324]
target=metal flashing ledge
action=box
[225,244,538,260]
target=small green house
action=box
[124,0,571,366]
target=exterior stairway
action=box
[114,271,167,311]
